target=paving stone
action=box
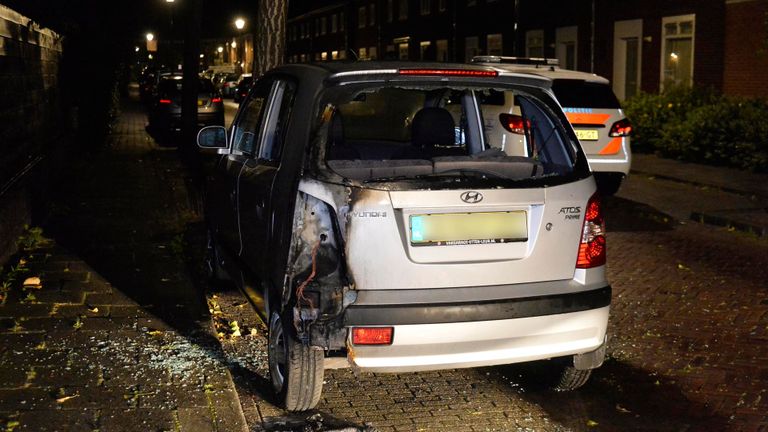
[177,407,215,432]
[99,408,177,432]
[0,388,57,411]
[14,409,96,431]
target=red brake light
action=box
[159,99,172,104]
[499,114,531,134]
[399,68,498,77]
[352,327,393,345]
[211,97,222,103]
[576,193,606,268]
[609,118,632,137]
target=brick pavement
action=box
[0,91,248,432]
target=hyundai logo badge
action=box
[460,191,483,203]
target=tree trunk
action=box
[254,0,287,77]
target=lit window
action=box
[661,14,695,89]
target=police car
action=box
[472,56,632,195]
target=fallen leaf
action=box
[72,317,83,330]
[22,277,42,289]
[586,419,599,427]
[87,306,99,314]
[616,404,631,414]
[677,263,690,271]
[56,394,79,404]
[230,321,241,337]
[249,328,258,336]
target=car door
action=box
[207,78,273,259]
[237,79,297,284]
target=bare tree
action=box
[254,0,287,76]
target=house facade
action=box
[285,0,768,98]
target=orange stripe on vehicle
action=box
[565,113,611,125]
[598,138,623,155]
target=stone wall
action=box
[0,4,64,264]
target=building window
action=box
[555,26,577,70]
[661,14,695,89]
[359,47,368,59]
[320,17,327,35]
[436,39,448,61]
[399,0,408,20]
[315,18,320,36]
[399,42,409,59]
[321,52,328,61]
[331,14,338,33]
[421,0,431,15]
[464,36,479,62]
[387,0,394,22]
[358,7,367,28]
[487,33,502,56]
[369,46,378,59]
[340,12,345,31]
[369,4,376,26]
[420,41,432,59]
[438,0,447,12]
[467,0,476,6]
[525,29,544,58]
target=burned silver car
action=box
[197,62,611,411]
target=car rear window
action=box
[318,83,578,183]
[158,78,215,96]
[551,79,621,109]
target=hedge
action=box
[622,87,768,172]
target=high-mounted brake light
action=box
[211,97,222,103]
[499,113,531,134]
[609,118,632,137]
[352,327,394,345]
[399,68,498,78]
[576,193,606,269]
[159,99,172,104]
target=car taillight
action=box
[352,327,393,345]
[609,118,632,137]
[211,97,222,103]
[499,113,531,134]
[159,99,172,104]
[576,193,606,269]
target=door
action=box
[555,26,578,70]
[237,79,297,280]
[613,19,643,100]
[209,78,272,258]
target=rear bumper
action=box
[343,286,611,372]
[586,139,632,175]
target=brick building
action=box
[285,0,768,99]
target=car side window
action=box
[232,80,271,155]
[258,80,297,162]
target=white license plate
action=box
[575,129,599,141]
[410,212,528,246]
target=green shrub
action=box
[623,87,768,172]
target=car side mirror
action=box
[197,126,228,150]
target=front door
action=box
[613,19,643,100]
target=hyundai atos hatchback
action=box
[197,62,611,411]
[472,56,632,195]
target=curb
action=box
[690,212,768,238]
[630,169,766,200]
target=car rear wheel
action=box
[268,310,324,411]
[551,362,592,392]
[595,173,624,196]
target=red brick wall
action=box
[723,0,768,97]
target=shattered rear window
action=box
[317,83,578,182]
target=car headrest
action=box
[411,107,456,149]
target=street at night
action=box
[2,1,768,431]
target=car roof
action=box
[265,61,554,89]
[471,56,610,85]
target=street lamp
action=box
[235,18,246,30]
[146,32,154,41]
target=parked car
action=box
[472,56,632,195]
[232,73,252,103]
[197,62,611,411]
[148,74,224,135]
[218,73,241,98]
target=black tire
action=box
[595,173,624,196]
[205,228,228,284]
[552,364,592,392]
[268,311,324,411]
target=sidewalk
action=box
[0,89,248,431]
[628,153,768,237]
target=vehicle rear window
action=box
[318,83,577,183]
[158,78,215,95]
[551,79,620,109]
